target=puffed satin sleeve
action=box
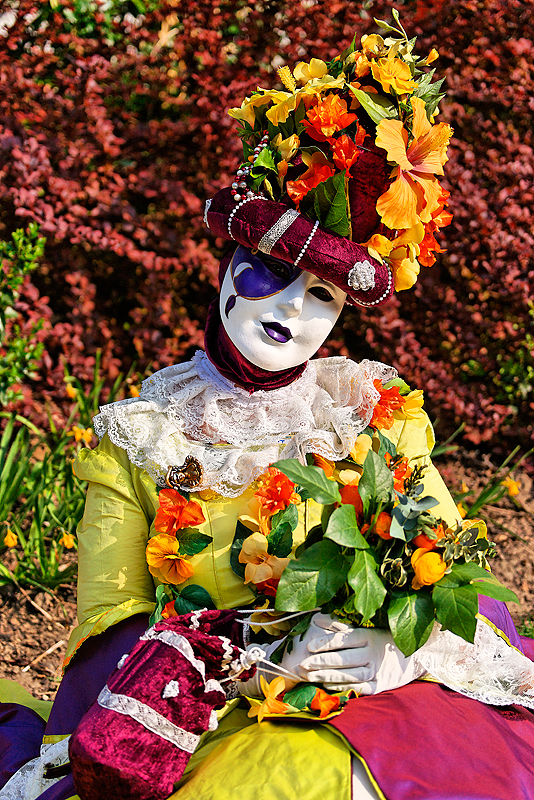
[64,434,158,667]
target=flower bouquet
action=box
[233,423,518,658]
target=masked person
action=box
[2,22,534,800]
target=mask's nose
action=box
[276,292,303,317]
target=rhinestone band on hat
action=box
[258,209,300,255]
[294,219,319,267]
[347,260,376,292]
[354,267,393,307]
[227,196,259,239]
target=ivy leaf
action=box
[324,504,369,549]
[440,562,519,604]
[173,584,216,615]
[230,519,251,579]
[358,450,394,507]
[388,588,435,656]
[349,87,396,123]
[270,503,299,532]
[176,527,213,556]
[300,171,350,237]
[275,540,350,612]
[283,683,318,710]
[432,583,479,642]
[347,548,387,621]
[375,428,397,460]
[149,583,171,626]
[272,459,341,504]
[267,521,293,557]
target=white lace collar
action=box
[93,351,397,497]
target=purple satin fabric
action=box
[203,297,306,393]
[0,704,45,789]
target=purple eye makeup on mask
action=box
[223,245,301,317]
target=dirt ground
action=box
[1,447,533,702]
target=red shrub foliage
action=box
[0,0,532,455]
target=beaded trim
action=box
[227,196,258,239]
[348,260,376,292]
[257,209,300,254]
[294,219,319,267]
[354,267,393,307]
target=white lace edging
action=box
[415,618,534,709]
[97,686,200,753]
[93,351,396,497]
[0,737,70,800]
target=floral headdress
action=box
[205,11,453,304]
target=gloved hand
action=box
[240,613,424,696]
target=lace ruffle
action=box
[93,351,396,497]
[0,737,70,800]
[415,619,534,709]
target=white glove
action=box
[293,613,425,694]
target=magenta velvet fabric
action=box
[69,610,252,800]
[206,188,394,307]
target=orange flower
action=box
[161,599,178,619]
[65,383,77,399]
[255,467,299,516]
[247,676,289,723]
[332,131,366,171]
[385,453,413,492]
[418,189,453,267]
[412,523,446,551]
[340,483,364,520]
[59,532,76,549]
[374,511,392,540]
[312,454,335,477]
[370,379,405,430]
[154,488,205,535]
[375,96,453,230]
[302,94,357,142]
[411,547,447,590]
[239,532,290,585]
[287,162,336,207]
[146,533,195,585]
[3,528,17,548]
[371,58,418,95]
[311,688,341,718]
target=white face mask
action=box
[219,247,346,372]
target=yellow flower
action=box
[371,58,418,95]
[249,602,293,636]
[146,533,195,585]
[456,501,468,519]
[68,425,93,446]
[387,223,425,290]
[349,433,373,466]
[59,532,76,549]
[411,548,447,590]
[278,66,296,92]
[293,58,328,84]
[501,476,520,497]
[3,528,17,548]
[238,532,290,585]
[228,89,291,127]
[247,676,289,723]
[363,233,395,263]
[271,133,300,161]
[361,34,389,58]
[461,481,469,493]
[65,383,77,399]
[129,385,140,397]
[375,96,453,230]
[421,48,439,66]
[400,389,425,419]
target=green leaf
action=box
[373,16,400,33]
[173,584,217,615]
[275,540,350,612]
[347,548,387,621]
[253,147,278,173]
[349,88,396,123]
[270,503,299,533]
[272,459,341,504]
[388,589,435,656]
[149,583,171,626]
[442,562,519,604]
[383,377,411,395]
[375,429,397,460]
[176,528,213,556]
[267,521,293,557]
[324,504,369,549]
[283,683,318,710]
[432,583,479,642]
[299,171,350,237]
[230,519,250,579]
[358,450,394,506]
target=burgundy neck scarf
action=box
[203,298,306,393]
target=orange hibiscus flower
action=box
[146,533,195,585]
[418,189,453,267]
[311,688,341,718]
[255,467,299,516]
[370,379,405,430]
[375,96,453,230]
[302,94,357,142]
[287,162,336,207]
[154,488,205,535]
[332,131,366,171]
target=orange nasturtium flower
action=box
[146,533,195,585]
[411,547,447,590]
[255,467,299,516]
[384,453,413,492]
[374,511,393,540]
[248,676,289,723]
[302,94,358,141]
[375,96,453,230]
[340,483,364,520]
[371,58,418,95]
[154,488,205,535]
[370,379,405,430]
[311,688,341,718]
[239,532,290,585]
[412,523,446,551]
[312,454,335,477]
